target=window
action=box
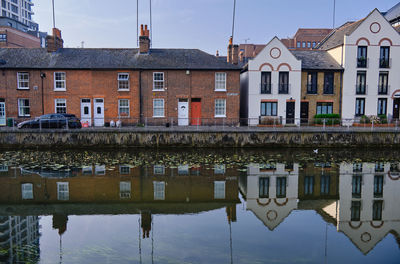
[297,41,301,48]
[276,177,287,198]
[377,98,387,116]
[307,42,311,48]
[355,98,365,116]
[316,102,333,115]
[57,182,69,201]
[214,164,225,174]
[153,181,165,200]
[82,166,92,175]
[214,181,226,199]
[153,99,164,117]
[1,0,5,8]
[320,174,330,195]
[215,72,227,91]
[379,46,390,68]
[17,72,29,89]
[304,176,314,195]
[374,175,383,198]
[302,42,306,48]
[18,98,30,117]
[119,165,130,175]
[54,72,66,91]
[119,181,131,199]
[0,34,6,42]
[351,201,361,221]
[378,72,388,95]
[178,165,189,175]
[312,42,316,48]
[260,72,271,94]
[307,72,317,94]
[118,73,129,90]
[215,99,226,117]
[21,183,33,200]
[352,176,362,198]
[261,102,277,116]
[353,163,363,173]
[372,200,383,221]
[357,46,367,68]
[153,72,164,90]
[356,71,366,94]
[324,72,334,94]
[154,165,165,175]
[259,177,269,198]
[279,72,289,94]
[55,99,66,114]
[375,162,384,172]
[11,4,17,13]
[118,99,129,117]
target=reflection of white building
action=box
[322,162,400,254]
[0,216,40,263]
[240,163,299,230]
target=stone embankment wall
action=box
[0,129,399,148]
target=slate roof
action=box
[0,48,241,70]
[291,50,343,70]
[317,19,365,50]
[384,2,400,22]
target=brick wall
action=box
[0,27,40,48]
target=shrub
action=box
[259,116,281,125]
[360,115,371,124]
[314,114,340,125]
[378,114,388,124]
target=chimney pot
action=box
[140,24,144,36]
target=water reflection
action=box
[0,151,398,263]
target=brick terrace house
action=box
[0,26,241,126]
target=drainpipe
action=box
[339,71,343,117]
[139,70,143,124]
[40,72,46,115]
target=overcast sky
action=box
[33,0,399,55]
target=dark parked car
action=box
[17,114,82,129]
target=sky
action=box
[33,0,399,55]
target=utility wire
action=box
[232,0,236,41]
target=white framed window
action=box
[55,99,67,114]
[215,99,226,117]
[154,165,165,175]
[153,72,164,90]
[21,183,33,200]
[18,98,30,117]
[118,99,130,117]
[153,181,165,200]
[57,182,69,201]
[82,166,93,175]
[120,181,131,199]
[95,165,106,175]
[119,165,130,175]
[215,73,227,91]
[178,165,189,175]
[17,72,29,89]
[153,99,165,117]
[118,73,130,91]
[214,164,226,174]
[214,181,226,199]
[54,72,66,91]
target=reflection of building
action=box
[240,163,299,230]
[322,162,400,254]
[0,215,40,263]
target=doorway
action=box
[191,98,201,125]
[286,101,295,124]
[0,100,5,126]
[393,98,400,119]
[93,98,104,127]
[81,99,92,126]
[300,102,309,124]
[178,99,189,126]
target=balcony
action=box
[278,83,290,94]
[357,57,368,68]
[355,84,367,95]
[260,83,272,94]
[379,58,391,69]
[378,84,389,95]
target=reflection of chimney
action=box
[239,50,244,62]
[141,212,152,239]
[227,37,233,63]
[226,205,237,223]
[46,28,64,52]
[216,50,219,57]
[139,24,151,54]
[52,214,68,235]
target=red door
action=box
[191,100,201,125]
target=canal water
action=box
[0,148,399,264]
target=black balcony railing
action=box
[378,85,388,95]
[355,84,367,95]
[357,57,368,68]
[379,58,390,68]
[279,83,289,94]
[260,83,272,94]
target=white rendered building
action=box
[318,9,400,122]
[0,0,35,29]
[240,37,302,126]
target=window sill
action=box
[153,116,165,118]
[118,89,130,92]
[214,115,226,118]
[18,115,30,118]
[54,89,67,92]
[17,88,29,90]
[153,89,165,92]
[215,89,227,92]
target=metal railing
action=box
[260,83,272,94]
[378,84,389,95]
[355,84,367,95]
[278,83,290,94]
[357,57,368,68]
[2,116,400,131]
[379,58,391,69]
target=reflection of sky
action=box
[38,202,400,263]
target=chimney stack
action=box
[227,37,233,63]
[139,24,151,54]
[227,37,239,65]
[46,28,64,52]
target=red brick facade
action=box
[0,26,41,48]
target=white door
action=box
[94,98,105,127]
[0,102,5,126]
[80,99,92,126]
[178,100,189,126]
